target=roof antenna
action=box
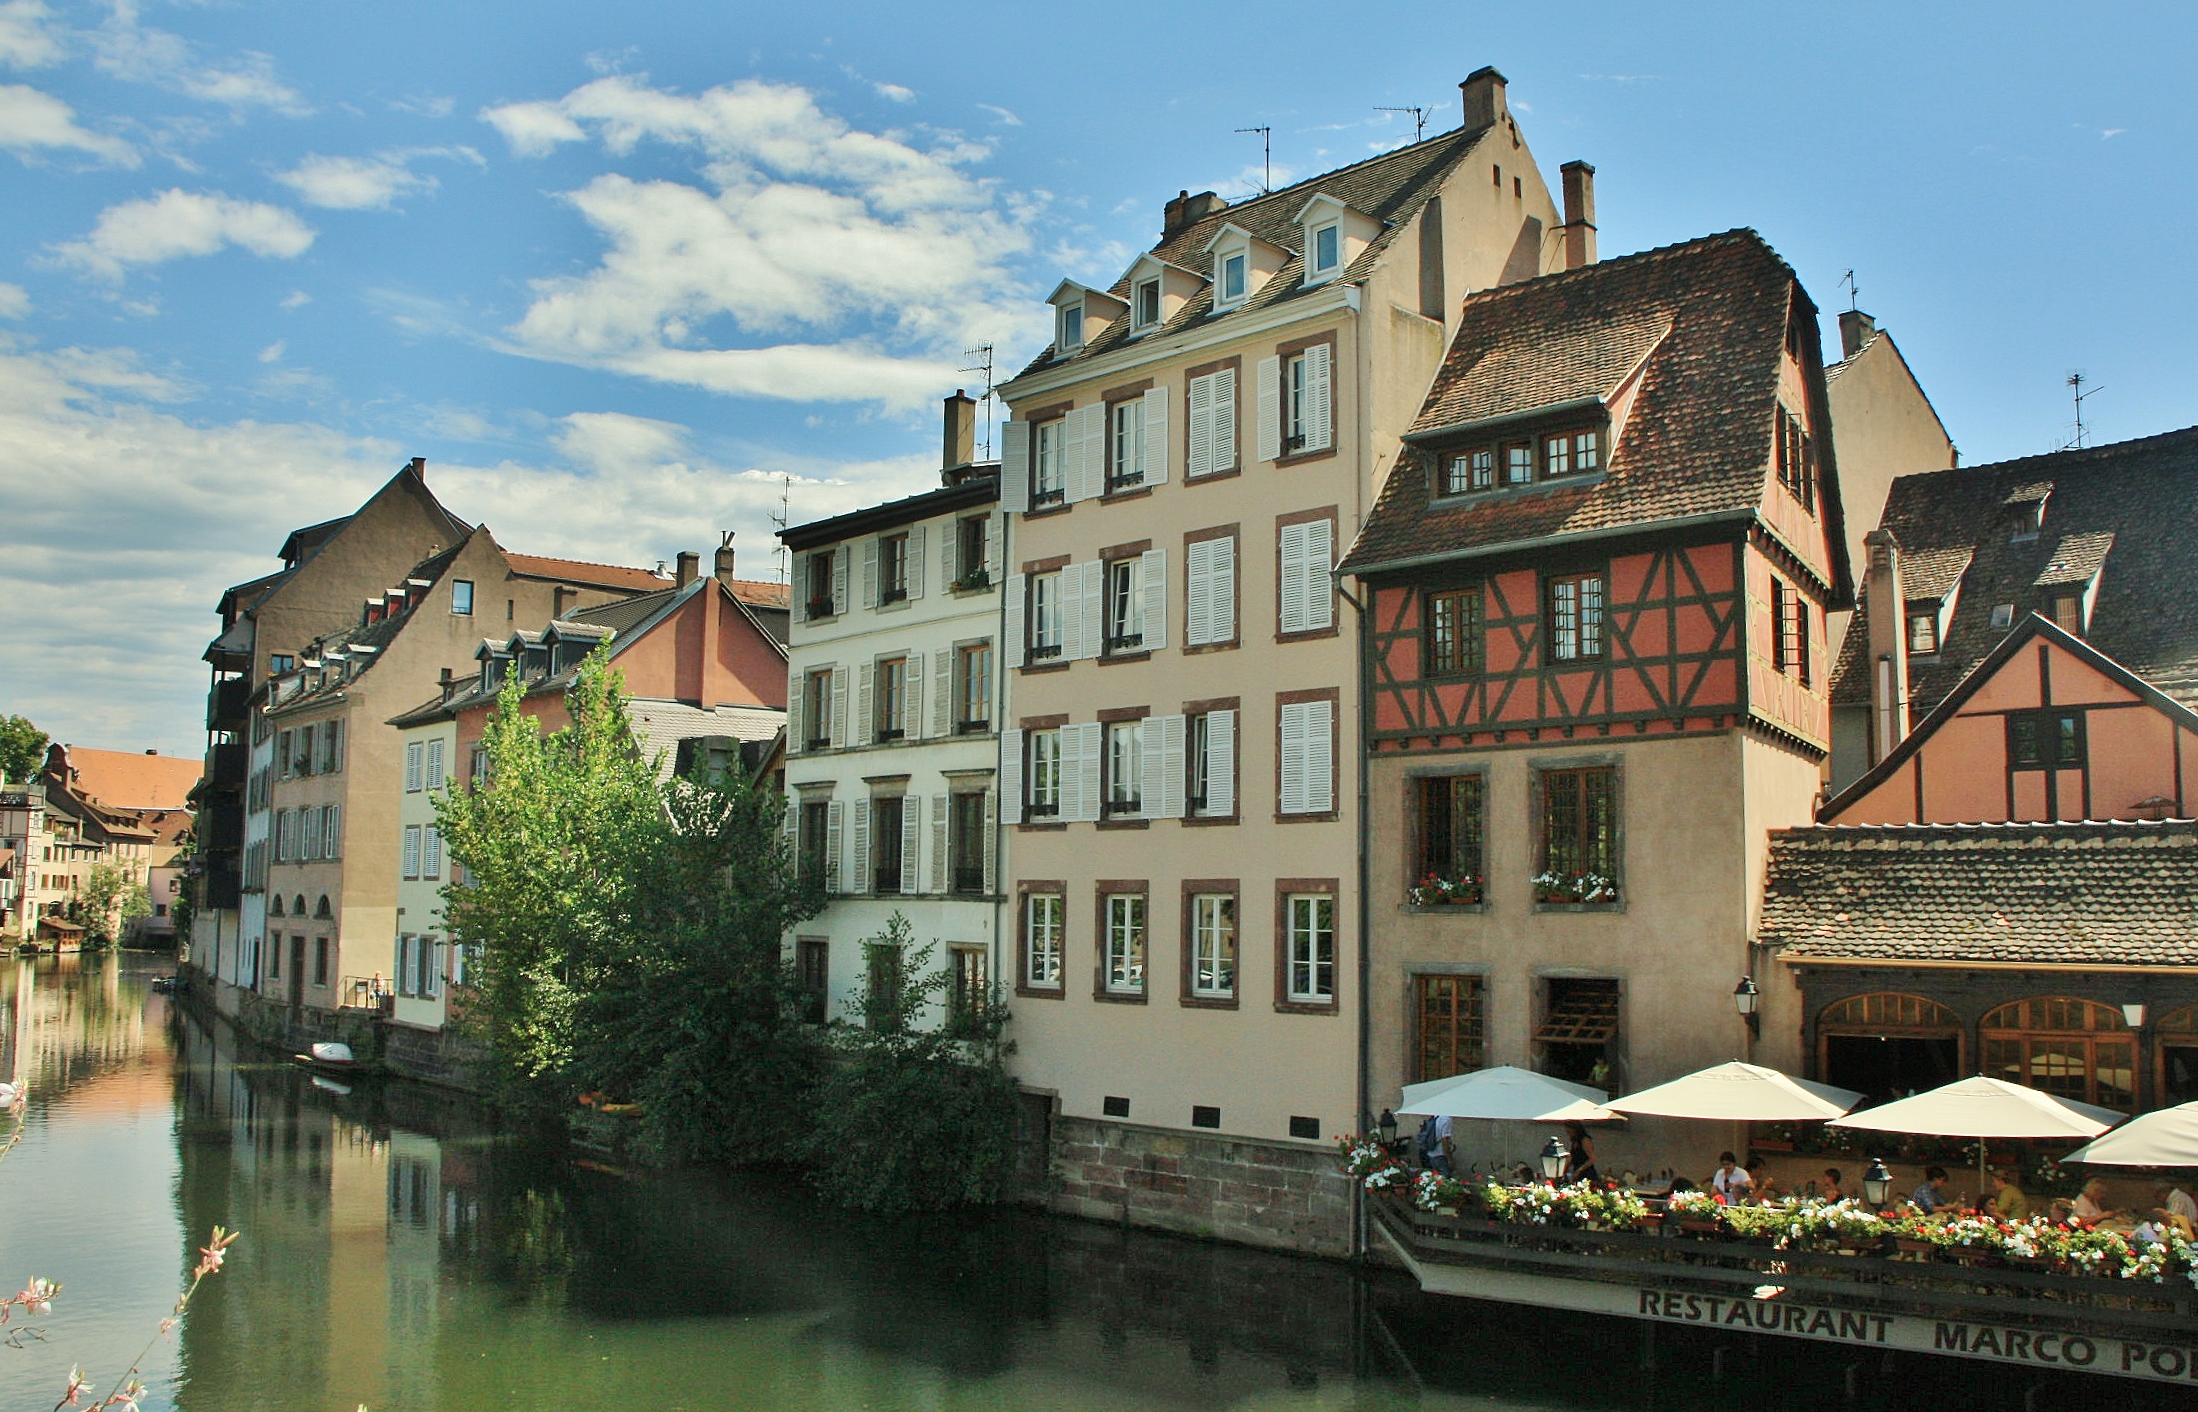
[961,342,997,460]
[1235,126,1272,194]
[768,473,791,584]
[2064,371,2102,451]
[1375,106,1429,143]
[1839,269,1859,312]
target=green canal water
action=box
[0,954,2170,1412]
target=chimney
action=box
[409,456,426,482]
[1461,67,1508,131]
[1559,161,1598,269]
[675,551,700,587]
[714,530,738,586]
[1162,189,1227,238]
[438,666,455,702]
[1862,529,1911,764]
[1839,309,1878,361]
[942,389,976,475]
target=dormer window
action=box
[1435,425,1606,498]
[1907,612,1939,656]
[2050,592,2083,634]
[2005,482,2051,542]
[1219,252,1247,306]
[1056,302,1084,350]
[1542,430,1600,478]
[1134,278,1161,331]
[1310,222,1340,277]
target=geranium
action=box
[1409,874,1484,907]
[1665,1188,1722,1220]
[1531,871,1619,904]
[1412,1170,1470,1214]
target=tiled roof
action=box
[727,579,789,609]
[628,701,784,780]
[265,542,469,715]
[51,748,201,811]
[1342,230,1813,575]
[506,553,671,593]
[1829,426,2198,710]
[1014,123,1495,379]
[1902,546,1973,602]
[568,587,679,640]
[1764,820,2198,967]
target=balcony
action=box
[204,677,249,731]
[201,801,244,852]
[199,860,240,912]
[204,742,247,791]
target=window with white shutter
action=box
[1255,357,1282,463]
[1068,403,1106,503]
[1140,549,1168,651]
[1279,698,1335,815]
[1000,421,1030,514]
[1185,534,1237,647]
[1142,386,1170,485]
[832,545,851,617]
[856,662,875,743]
[1187,367,1238,479]
[862,538,879,609]
[324,805,341,859]
[1146,713,1187,818]
[981,788,997,895]
[1076,559,1105,661]
[1006,573,1029,667]
[850,800,871,894]
[931,647,953,736]
[405,741,423,793]
[1075,721,1104,823]
[1301,342,1333,452]
[423,826,442,880]
[899,796,920,896]
[930,793,949,892]
[402,825,422,880]
[425,738,444,790]
[1000,728,1025,825]
[906,524,927,600]
[1191,708,1236,817]
[825,800,844,892]
[1278,519,1336,634]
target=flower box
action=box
[1409,875,1484,907]
[1530,871,1620,905]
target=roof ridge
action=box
[1898,424,2198,487]
[1779,817,2197,836]
[1458,228,1770,307]
[1176,123,1486,234]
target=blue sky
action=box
[3,0,2193,757]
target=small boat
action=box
[292,1041,359,1074]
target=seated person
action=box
[2148,1183,2196,1240]
[2166,1180,2198,1228]
[2068,1177,2123,1227]
[1745,1160,1779,1204]
[1711,1152,1752,1204]
[1818,1168,1845,1202]
[1987,1168,2030,1221]
[1911,1166,1951,1214]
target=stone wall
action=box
[379,1021,487,1092]
[176,960,488,1094]
[1024,1105,1356,1258]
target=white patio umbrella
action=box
[1398,1065,1618,1121]
[2064,1102,2198,1167]
[1827,1075,2124,1190]
[1603,1061,1862,1122]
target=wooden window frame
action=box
[1411,769,1486,907]
[1274,879,1340,1015]
[1545,569,1607,663]
[1534,762,1621,904]
[1413,971,1487,1083]
[1180,880,1240,1009]
[955,642,993,734]
[1094,882,1150,1003]
[1017,883,1066,997]
[878,532,910,604]
[1980,997,2134,1111]
[1182,694,1241,828]
[1424,585,1484,677]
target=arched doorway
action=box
[2158,1006,2198,1107]
[1818,992,1963,1103]
[1981,997,2134,1110]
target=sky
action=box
[2,0,2192,758]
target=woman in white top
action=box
[1711,1151,1752,1203]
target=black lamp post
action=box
[1733,975,1761,1039]
[1539,1135,1568,1182]
[1862,1158,1894,1207]
[1377,1108,1398,1149]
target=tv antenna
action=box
[2064,371,2102,451]
[1839,269,1860,312]
[961,343,997,460]
[1235,126,1272,193]
[1375,105,1429,143]
[768,472,792,583]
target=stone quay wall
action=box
[175,961,488,1093]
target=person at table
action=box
[1986,1168,2030,1221]
[2147,1182,2195,1240]
[2164,1180,2198,1230]
[1744,1158,1780,1204]
[1818,1168,1845,1202]
[1911,1166,1952,1214]
[1560,1123,1599,1185]
[1711,1152,1752,1204]
[2067,1177,2124,1226]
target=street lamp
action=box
[1540,1135,1568,1182]
[1862,1158,1894,1208]
[1377,1108,1399,1149]
[1734,975,1761,1039]
[2123,1003,2148,1029]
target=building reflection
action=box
[0,952,158,1095]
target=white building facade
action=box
[392,715,457,1031]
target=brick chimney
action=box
[1461,67,1508,131]
[675,551,700,588]
[409,455,426,482]
[1162,189,1227,238]
[1839,309,1879,361]
[1862,529,1911,764]
[714,530,738,586]
[1559,161,1597,269]
[943,389,976,474]
[438,666,455,702]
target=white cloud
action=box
[93,1,307,114]
[279,288,310,309]
[874,82,914,104]
[388,91,455,119]
[0,83,136,164]
[257,339,284,363]
[275,147,479,210]
[53,188,315,280]
[0,282,25,317]
[480,75,1043,409]
[0,0,63,68]
[975,104,1021,127]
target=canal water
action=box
[0,954,2173,1412]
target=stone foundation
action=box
[379,1021,486,1092]
[175,962,488,1094]
[1023,1102,1356,1258]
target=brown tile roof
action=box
[1342,230,1819,576]
[1829,426,2198,710]
[727,578,789,609]
[52,748,201,811]
[1764,820,2198,967]
[506,553,671,593]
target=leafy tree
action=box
[0,716,45,785]
[73,862,142,945]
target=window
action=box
[402,825,422,880]
[1416,774,1484,901]
[1543,430,1599,477]
[1056,301,1082,349]
[1025,893,1063,988]
[871,796,904,893]
[796,939,829,1023]
[1311,222,1340,274]
[798,800,830,885]
[1033,420,1067,505]
[1104,558,1143,652]
[452,580,474,615]
[1416,974,1486,1082]
[1187,713,1214,814]
[1547,572,1605,661]
[1219,252,1247,305]
[806,552,836,618]
[1908,611,1938,655]
[423,826,441,881]
[1771,578,1807,677]
[405,740,424,793]
[1105,893,1146,994]
[1537,979,1620,1084]
[1186,367,1238,478]
[955,644,992,732]
[1108,398,1146,490]
[323,805,341,860]
[1190,893,1236,998]
[949,791,986,895]
[267,934,281,979]
[954,516,989,589]
[1105,719,1143,815]
[1776,408,1816,509]
[1277,699,1334,815]
[1505,442,1534,486]
[879,534,909,604]
[1135,278,1161,329]
[1285,894,1335,1005]
[1283,352,1308,453]
[949,945,989,1035]
[864,941,904,1031]
[2052,593,2083,634]
[1445,448,1494,495]
[803,669,833,750]
[2008,709,2085,770]
[1277,519,1334,634]
[269,653,294,676]
[1426,588,1482,676]
[1030,572,1064,659]
[1982,998,2133,1110]
[320,721,343,773]
[1539,767,1618,895]
[1027,729,1062,817]
[301,808,322,861]
[875,656,908,741]
[423,737,441,789]
[313,938,329,986]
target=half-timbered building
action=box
[1340,230,1855,1169]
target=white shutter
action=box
[402,825,421,879]
[1057,724,1084,825]
[1138,720,1163,822]
[1071,403,1105,503]
[1142,386,1170,485]
[1004,573,1027,669]
[426,738,443,789]
[1187,373,1214,478]
[829,668,848,748]
[1057,568,1080,662]
[1212,534,1237,643]
[1140,548,1167,651]
[1212,366,1238,472]
[1076,722,1103,823]
[424,826,442,879]
[907,524,927,600]
[1000,729,1025,825]
[982,788,997,895]
[931,648,952,737]
[1186,539,1214,646]
[1155,714,1187,819]
[787,676,804,754]
[1256,356,1282,464]
[930,793,948,892]
[851,800,872,894]
[1305,518,1335,631]
[781,791,798,859]
[332,719,345,773]
[326,805,341,859]
[941,519,958,589]
[825,799,844,891]
[405,741,423,792]
[862,538,879,609]
[1207,709,1236,818]
[395,935,410,994]
[1303,341,1333,452]
[1279,523,1311,633]
[900,799,919,896]
[1000,422,1030,514]
[1279,700,1334,814]
[856,662,875,744]
[904,650,925,739]
[1077,560,1104,662]
[983,512,1002,580]
[832,546,851,616]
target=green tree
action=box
[0,716,45,785]
[74,862,141,945]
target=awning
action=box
[1535,989,1618,1044]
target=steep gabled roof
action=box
[1829,426,2198,712]
[265,540,472,716]
[45,747,201,812]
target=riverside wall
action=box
[173,959,489,1093]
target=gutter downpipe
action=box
[1345,280,1373,1262]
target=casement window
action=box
[405,741,424,793]
[1104,893,1147,994]
[1417,974,1487,1082]
[870,795,905,893]
[1189,893,1237,998]
[1426,587,1483,676]
[322,805,342,860]
[1505,442,1534,486]
[1776,407,1816,510]
[1908,611,1939,655]
[865,943,905,1031]
[805,551,838,619]
[1104,719,1144,816]
[270,653,294,676]
[276,730,294,779]
[1770,581,1810,683]
[422,826,441,881]
[2008,709,2085,770]
[879,533,910,604]
[1109,398,1147,491]
[1184,533,1237,647]
[796,939,829,1022]
[313,938,329,987]
[1104,558,1144,653]
[1547,572,1606,661]
[1278,698,1335,815]
[301,808,322,861]
[297,725,317,776]
[451,580,474,616]
[402,825,422,880]
[955,643,992,732]
[322,720,345,774]
[2051,592,2083,634]
[1029,572,1064,659]
[1186,367,1239,478]
[1282,350,1323,454]
[1542,430,1600,478]
[802,669,834,750]
[1033,420,1067,505]
[422,737,441,789]
[948,945,989,1034]
[1415,773,1485,902]
[953,516,989,589]
[1310,222,1341,277]
[1056,301,1083,350]
[266,934,281,980]
[1540,767,1619,885]
[1285,894,1336,1004]
[798,799,830,885]
[1186,709,1235,817]
[1278,519,1335,634]
[948,791,986,895]
[1134,277,1162,330]
[1219,251,1248,306]
[1026,728,1062,817]
[1445,448,1494,495]
[874,655,911,742]
[1026,893,1064,988]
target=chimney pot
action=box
[675,551,700,587]
[409,456,426,481]
[714,530,737,585]
[943,389,977,476]
[1839,309,1879,361]
[1461,67,1509,131]
[1163,189,1227,238]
